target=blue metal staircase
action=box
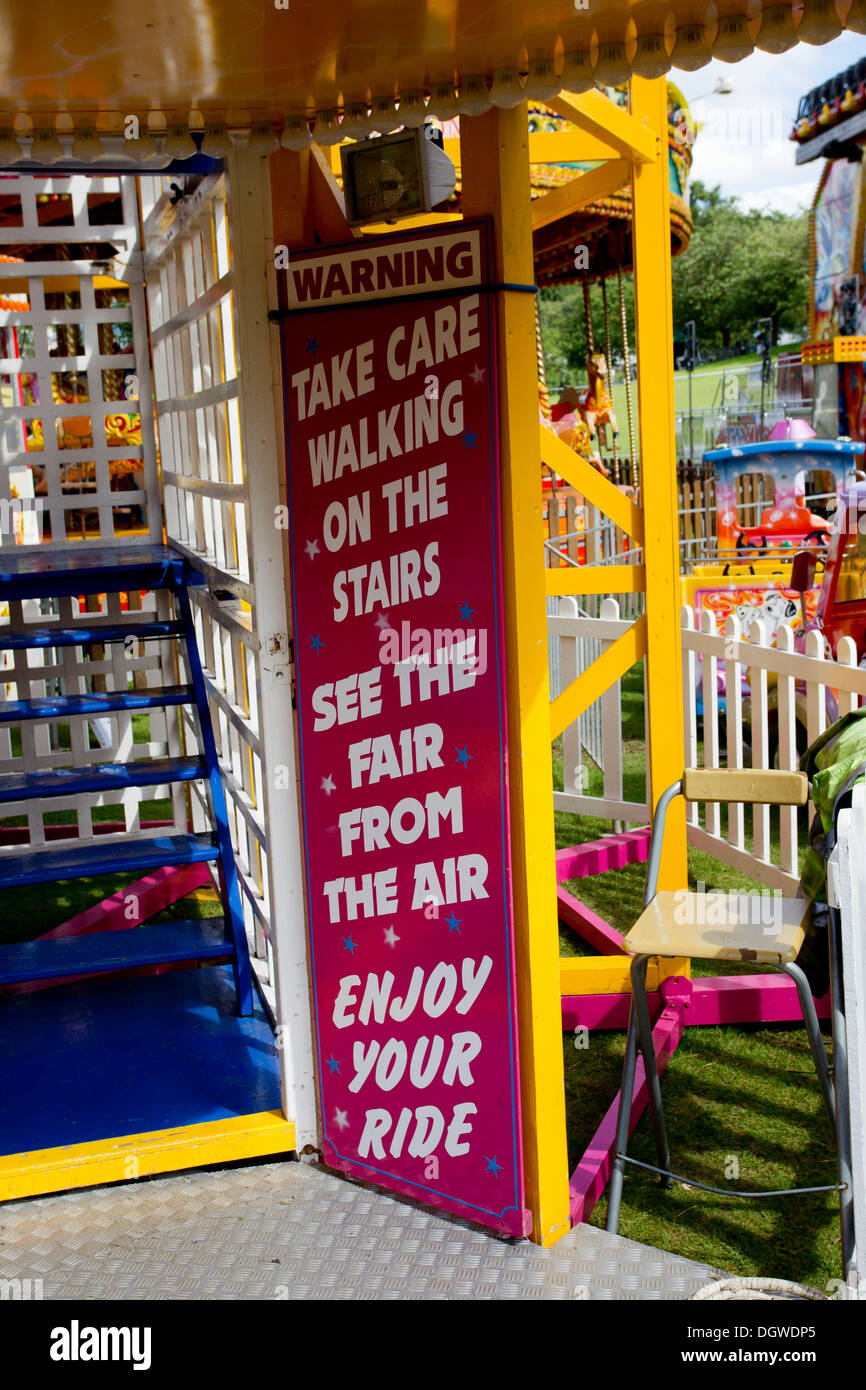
[0,545,254,1014]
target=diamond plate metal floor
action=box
[0,1158,721,1300]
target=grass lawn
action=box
[553,661,842,1290]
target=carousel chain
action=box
[582,277,594,356]
[601,275,618,474]
[618,263,638,490]
[535,296,552,425]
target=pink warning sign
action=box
[280,221,526,1237]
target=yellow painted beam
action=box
[548,90,657,165]
[445,134,627,167]
[461,104,570,1249]
[545,564,645,598]
[560,956,661,995]
[525,132,627,164]
[531,160,630,231]
[551,614,647,740]
[0,1112,296,1202]
[630,76,687,899]
[360,213,462,234]
[540,426,644,543]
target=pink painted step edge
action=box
[556,828,650,884]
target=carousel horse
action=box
[551,386,609,477]
[577,351,619,452]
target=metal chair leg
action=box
[779,960,836,1137]
[630,955,673,1185]
[606,1002,641,1235]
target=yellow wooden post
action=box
[630,77,688,893]
[460,106,571,1246]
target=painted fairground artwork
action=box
[279,222,528,1237]
[685,581,820,639]
[706,439,863,557]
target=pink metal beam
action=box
[562,973,831,1032]
[43,862,214,939]
[556,828,650,883]
[0,862,217,996]
[557,883,626,956]
[569,996,687,1226]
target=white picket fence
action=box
[553,602,866,891]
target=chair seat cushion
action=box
[624,891,811,964]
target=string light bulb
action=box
[29,126,66,164]
[280,116,313,151]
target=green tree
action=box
[538,180,809,388]
[671,181,809,352]
[539,277,635,392]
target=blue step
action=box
[0,832,219,888]
[0,621,184,650]
[0,919,232,986]
[0,686,195,723]
[0,543,204,603]
[0,756,208,804]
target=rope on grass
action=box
[691,1276,829,1301]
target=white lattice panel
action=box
[0,589,189,851]
[140,170,274,989]
[0,172,184,856]
[0,174,161,550]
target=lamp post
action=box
[683,320,698,461]
[691,78,734,102]
[755,316,774,439]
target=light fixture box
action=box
[340,127,456,227]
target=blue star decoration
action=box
[485,1156,503,1177]
[460,427,479,449]
[458,601,475,622]
[444,912,462,935]
[309,633,324,652]
[455,745,472,768]
[342,935,358,955]
[325,1054,341,1075]
[305,336,320,355]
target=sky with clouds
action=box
[674,33,866,215]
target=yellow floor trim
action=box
[560,955,661,996]
[0,1111,296,1202]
